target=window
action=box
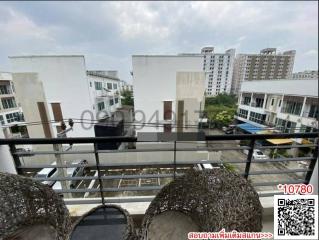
[275,118,297,133]
[243,97,251,105]
[0,115,4,125]
[1,98,17,109]
[254,98,264,108]
[278,100,282,107]
[308,104,319,118]
[90,82,92,87]
[110,98,114,106]
[113,83,118,89]
[0,85,12,95]
[94,82,102,90]
[107,83,112,90]
[281,101,302,115]
[48,168,57,177]
[300,124,317,133]
[115,97,119,104]
[5,112,21,123]
[271,99,274,106]
[97,102,105,111]
[238,109,248,119]
[249,111,266,124]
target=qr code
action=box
[274,195,318,239]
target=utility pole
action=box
[54,119,74,199]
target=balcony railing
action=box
[0,132,317,205]
[240,101,250,106]
[250,102,264,108]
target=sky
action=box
[0,1,318,82]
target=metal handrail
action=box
[1,132,318,204]
[0,132,317,145]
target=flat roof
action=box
[240,79,318,97]
[9,55,85,58]
[132,54,203,57]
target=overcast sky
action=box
[0,1,318,82]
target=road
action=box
[205,129,307,193]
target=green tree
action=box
[204,93,237,128]
[121,89,134,106]
[205,93,237,108]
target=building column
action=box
[250,93,254,107]
[0,125,17,174]
[262,93,267,109]
[300,97,307,118]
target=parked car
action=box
[52,159,88,190]
[34,161,58,187]
[222,125,236,134]
[243,149,269,160]
[194,160,224,171]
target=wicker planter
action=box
[139,168,263,239]
[69,204,137,240]
[0,172,71,240]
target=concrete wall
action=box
[176,72,205,129]
[12,73,54,138]
[10,56,93,137]
[132,55,204,133]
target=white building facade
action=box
[10,55,122,138]
[87,71,121,120]
[236,79,318,135]
[0,72,26,138]
[132,55,205,133]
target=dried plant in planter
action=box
[0,172,71,240]
[139,168,263,239]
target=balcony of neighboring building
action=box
[302,97,318,120]
[250,94,265,108]
[0,82,15,98]
[0,97,19,113]
[280,96,304,117]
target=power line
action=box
[1,118,317,131]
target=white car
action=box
[34,161,58,187]
[243,149,268,160]
[194,160,224,170]
[52,159,88,190]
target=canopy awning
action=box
[256,130,293,145]
[237,123,265,134]
[266,138,293,145]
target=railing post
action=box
[173,141,176,180]
[94,143,105,206]
[7,144,20,174]
[305,138,318,184]
[53,143,71,199]
[244,139,255,179]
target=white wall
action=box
[10,56,94,137]
[241,79,318,97]
[132,55,204,133]
[12,73,54,138]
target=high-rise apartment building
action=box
[292,70,318,80]
[232,48,296,95]
[201,47,235,96]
